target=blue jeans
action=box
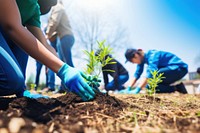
[35,38,57,90]
[35,61,49,89]
[0,29,27,96]
[46,38,58,90]
[59,35,74,67]
[106,74,129,91]
[147,66,188,93]
[48,35,75,91]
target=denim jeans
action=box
[59,35,74,67]
[48,35,75,91]
[106,74,129,91]
[35,38,58,90]
[35,61,49,89]
[0,29,26,96]
[46,38,58,90]
[147,66,188,93]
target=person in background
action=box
[45,0,75,93]
[34,35,58,92]
[34,0,59,92]
[197,68,200,74]
[0,0,96,101]
[124,48,188,94]
[45,0,74,67]
[196,67,200,93]
[34,60,49,90]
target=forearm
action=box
[0,0,63,72]
[138,78,148,89]
[6,25,63,73]
[27,25,58,57]
[130,77,137,87]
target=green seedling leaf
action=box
[83,40,116,92]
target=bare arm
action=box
[0,0,63,72]
[26,25,58,57]
[137,78,148,89]
[130,77,137,87]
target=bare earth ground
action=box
[0,92,200,133]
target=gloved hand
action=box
[118,86,133,94]
[80,72,101,92]
[129,87,141,94]
[126,86,133,91]
[23,90,49,99]
[57,63,95,101]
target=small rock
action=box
[0,128,9,133]
[8,117,25,133]
[0,120,3,126]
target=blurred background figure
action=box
[196,67,200,94]
[96,52,129,92]
[45,0,74,66]
[125,48,188,94]
[45,0,75,93]
[34,61,49,90]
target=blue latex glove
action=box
[129,87,141,94]
[80,72,101,92]
[23,90,49,99]
[118,86,132,94]
[57,63,95,101]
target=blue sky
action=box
[26,0,200,83]
[123,0,200,71]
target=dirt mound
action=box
[1,93,200,133]
[0,92,127,133]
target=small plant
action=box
[83,40,116,78]
[26,73,35,90]
[83,40,116,91]
[147,70,165,99]
[196,111,200,117]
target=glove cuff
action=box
[57,63,69,80]
[136,87,141,93]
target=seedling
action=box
[83,40,116,90]
[196,111,200,117]
[83,40,116,77]
[147,70,165,100]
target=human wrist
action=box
[136,86,141,90]
[57,63,69,79]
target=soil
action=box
[0,92,200,133]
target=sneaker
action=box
[43,87,55,92]
[100,89,107,94]
[53,89,65,94]
[118,87,132,94]
[53,86,66,94]
[47,88,55,92]
[175,82,187,94]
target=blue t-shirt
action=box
[16,0,41,27]
[134,50,188,79]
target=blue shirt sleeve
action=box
[134,63,144,79]
[146,52,159,78]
